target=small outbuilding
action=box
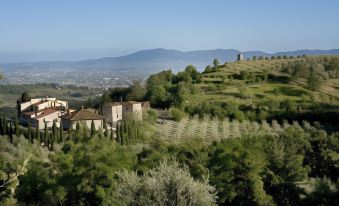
[237,53,245,61]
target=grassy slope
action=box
[195,58,339,107]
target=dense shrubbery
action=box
[170,107,186,122]
[1,119,338,205]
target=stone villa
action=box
[20,97,147,130]
[60,108,104,130]
[102,101,144,126]
[20,97,69,129]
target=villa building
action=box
[20,97,69,129]
[60,108,104,130]
[102,101,144,127]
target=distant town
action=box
[0,70,147,88]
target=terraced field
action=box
[153,116,306,144]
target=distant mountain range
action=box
[1,48,339,74]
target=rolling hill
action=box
[1,48,339,74]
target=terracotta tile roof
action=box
[33,108,59,120]
[22,111,36,116]
[61,109,104,121]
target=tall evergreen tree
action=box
[49,132,54,151]
[15,117,20,137]
[75,122,83,142]
[90,120,96,136]
[52,121,57,142]
[116,122,121,144]
[36,124,40,144]
[68,128,73,141]
[82,123,89,138]
[121,121,126,145]
[32,127,36,143]
[103,119,108,137]
[44,122,48,146]
[9,122,14,143]
[98,127,104,139]
[3,115,7,136]
[27,124,32,143]
[46,132,50,150]
[0,115,3,135]
[59,122,64,143]
[110,126,114,140]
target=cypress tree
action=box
[121,121,125,145]
[52,121,57,142]
[76,121,81,131]
[46,132,50,150]
[15,117,20,137]
[50,135,54,151]
[44,122,48,146]
[129,120,135,143]
[32,127,36,143]
[36,124,40,143]
[59,122,64,143]
[27,124,32,143]
[98,127,104,139]
[0,116,3,135]
[116,122,121,144]
[9,122,13,143]
[90,120,96,136]
[68,128,73,141]
[3,115,7,136]
[82,122,89,138]
[124,120,130,145]
[75,121,82,142]
[103,119,108,137]
[50,132,54,151]
[110,126,114,140]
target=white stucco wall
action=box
[103,105,122,124]
[62,119,103,130]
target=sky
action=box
[0,0,339,62]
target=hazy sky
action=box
[1,0,339,62]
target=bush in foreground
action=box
[114,160,217,206]
[170,107,186,122]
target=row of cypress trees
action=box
[116,119,143,145]
[0,115,21,143]
[0,114,143,148]
[69,119,113,141]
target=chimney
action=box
[81,106,84,110]
[120,96,122,102]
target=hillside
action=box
[1,48,339,74]
[197,57,339,107]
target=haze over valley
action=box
[2,48,339,87]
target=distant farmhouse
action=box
[237,53,245,61]
[20,97,68,129]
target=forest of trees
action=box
[1,123,338,205]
